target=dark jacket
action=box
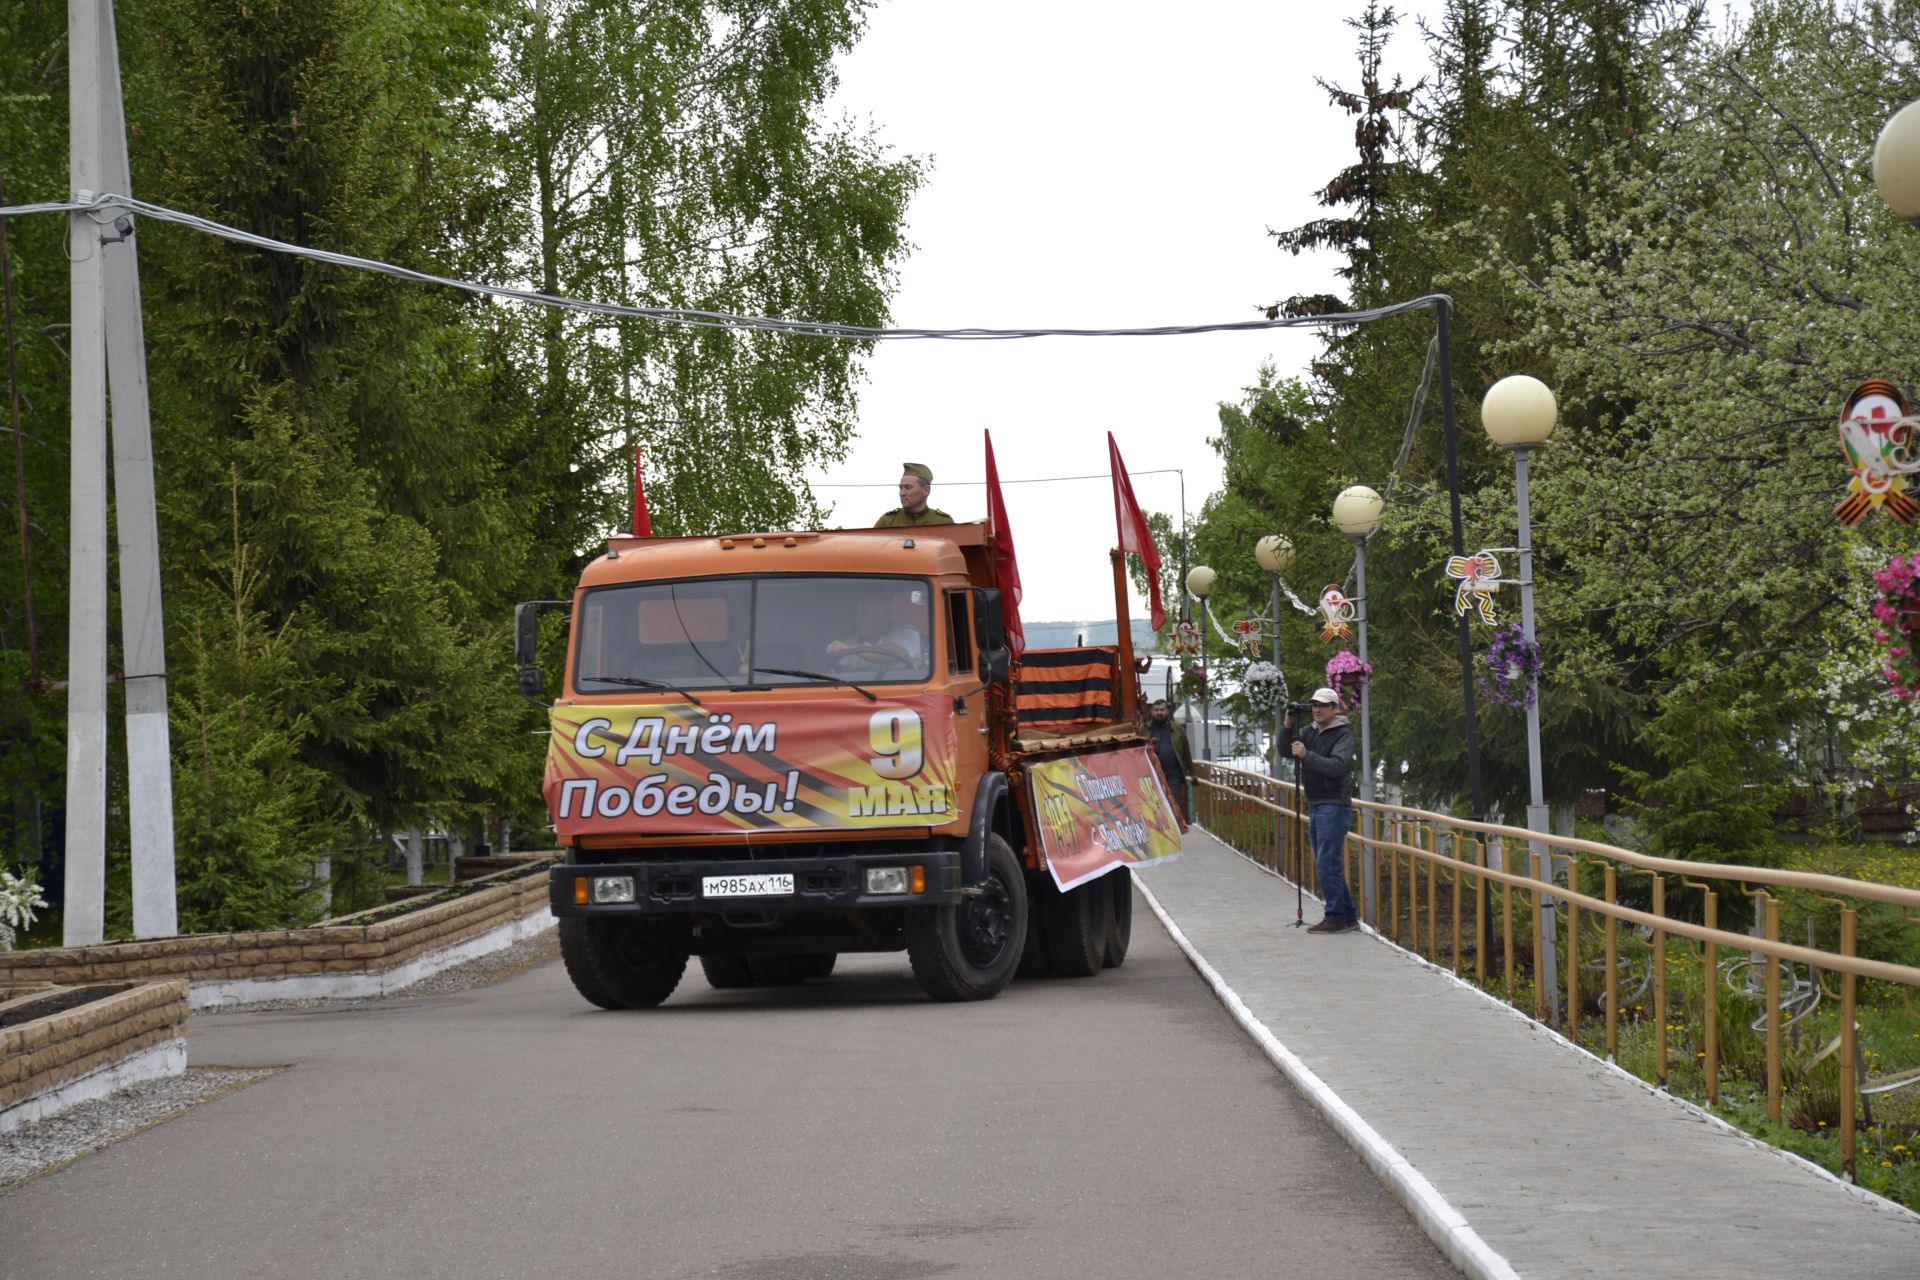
[1279,715,1354,806]
[1144,715,1191,789]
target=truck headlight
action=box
[591,875,636,904]
[865,867,910,895]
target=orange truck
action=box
[518,521,1184,1007]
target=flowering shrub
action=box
[1324,650,1372,707]
[0,869,48,951]
[1870,553,1920,700]
[1479,623,1542,711]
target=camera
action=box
[1284,701,1313,720]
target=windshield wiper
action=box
[575,675,704,707]
[749,667,878,702]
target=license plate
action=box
[701,873,795,899]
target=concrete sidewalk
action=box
[1138,827,1920,1280]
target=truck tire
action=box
[700,954,757,990]
[750,953,836,986]
[559,917,688,1009]
[1043,874,1107,979]
[1015,878,1053,980]
[906,834,1026,1002]
[1102,867,1133,968]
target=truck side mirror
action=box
[514,601,541,667]
[973,588,1007,651]
[973,588,1010,683]
[514,599,568,703]
[983,647,1010,684]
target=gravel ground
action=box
[0,927,561,1191]
[0,1067,274,1191]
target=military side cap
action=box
[902,462,933,483]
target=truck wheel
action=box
[906,835,1027,1002]
[750,953,837,986]
[700,954,757,990]
[559,917,688,1009]
[1043,874,1107,979]
[1015,878,1052,980]
[1102,867,1133,968]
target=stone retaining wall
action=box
[1,981,188,1115]
[0,867,553,991]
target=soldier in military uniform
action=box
[875,462,953,527]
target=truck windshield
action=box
[575,575,934,692]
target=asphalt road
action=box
[2,903,1455,1280]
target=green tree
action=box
[484,0,922,543]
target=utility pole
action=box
[64,0,177,943]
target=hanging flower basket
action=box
[1324,650,1372,708]
[1871,553,1920,700]
[1242,661,1286,715]
[1478,623,1542,712]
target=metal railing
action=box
[1194,761,1920,1184]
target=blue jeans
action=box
[1310,803,1355,923]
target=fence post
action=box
[1764,892,1782,1123]
[1654,874,1669,1090]
[1566,855,1581,1041]
[1839,905,1857,1182]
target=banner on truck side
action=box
[545,698,959,837]
[1028,746,1184,890]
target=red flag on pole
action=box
[1108,432,1165,631]
[632,445,653,537]
[984,430,1026,655]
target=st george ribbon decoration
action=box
[1317,584,1355,644]
[1836,380,1920,526]
[1446,549,1514,625]
[1168,620,1202,658]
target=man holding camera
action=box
[1281,687,1358,934]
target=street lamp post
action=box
[1254,535,1294,798]
[1333,485,1384,925]
[1186,565,1217,764]
[1483,373,1559,1021]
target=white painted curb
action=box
[1136,880,1521,1280]
[0,1037,188,1136]
[190,908,556,1010]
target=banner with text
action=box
[1029,746,1184,890]
[545,697,959,838]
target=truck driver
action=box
[828,590,924,672]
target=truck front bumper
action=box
[549,850,965,917]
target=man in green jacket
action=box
[875,462,953,527]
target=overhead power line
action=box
[4,193,1449,342]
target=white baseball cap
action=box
[1310,687,1340,705]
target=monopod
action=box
[1288,746,1306,928]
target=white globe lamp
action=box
[1253,534,1294,575]
[1481,375,1558,449]
[1332,485,1385,538]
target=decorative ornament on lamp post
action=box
[1482,372,1559,1024]
[1332,483,1383,925]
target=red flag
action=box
[632,445,653,537]
[984,430,1026,655]
[1108,433,1165,631]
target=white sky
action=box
[812,0,1444,621]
